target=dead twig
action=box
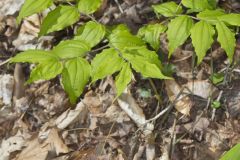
[146,104,172,123]
[100,122,116,155]
[170,113,178,159]
[114,0,124,13]
[0,58,10,67]
[145,87,186,124]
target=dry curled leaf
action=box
[55,101,87,130]
[165,80,192,115]
[46,128,69,155]
[117,90,154,136]
[184,80,216,99]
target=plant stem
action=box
[81,13,99,23]
[148,79,162,104]
[176,14,200,20]
[90,44,109,53]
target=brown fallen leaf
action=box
[104,105,130,123]
[83,91,103,114]
[55,101,88,130]
[146,143,155,160]
[133,145,145,160]
[184,80,216,99]
[13,14,53,51]
[16,128,69,160]
[67,148,98,160]
[0,74,14,106]
[165,80,192,115]
[0,131,29,160]
[117,90,154,136]
[46,128,69,155]
[16,138,49,160]
[0,0,24,16]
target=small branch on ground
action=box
[0,58,10,67]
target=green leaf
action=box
[124,54,170,79]
[137,88,152,98]
[208,0,217,9]
[181,0,193,9]
[75,21,106,48]
[216,21,236,63]
[162,63,176,77]
[115,62,132,97]
[109,25,144,50]
[78,0,102,14]
[190,20,215,64]
[52,40,90,59]
[122,47,170,79]
[167,16,194,57]
[152,2,182,17]
[211,100,221,109]
[27,59,63,83]
[91,48,124,82]
[220,143,240,160]
[10,50,59,63]
[138,24,166,50]
[210,72,224,84]
[109,24,130,34]
[218,14,240,26]
[182,0,215,12]
[124,46,163,69]
[62,57,91,103]
[17,0,53,23]
[197,9,225,24]
[39,5,79,36]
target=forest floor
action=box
[0,0,240,160]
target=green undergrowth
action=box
[11,0,240,105]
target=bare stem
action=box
[149,79,162,103]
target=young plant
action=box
[11,0,170,103]
[11,0,240,104]
[152,0,240,64]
